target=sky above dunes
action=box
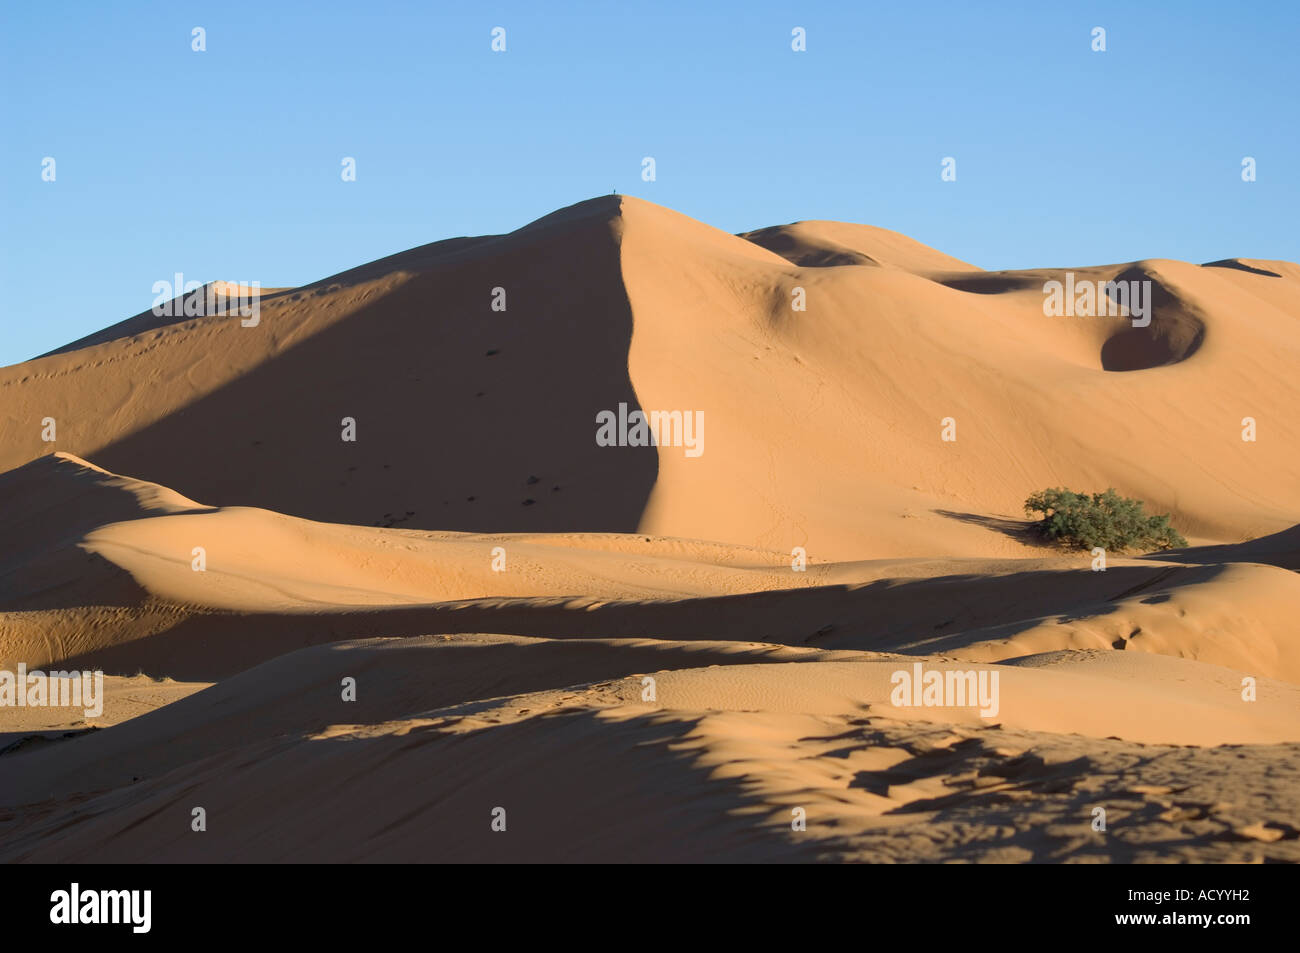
[2,0,1297,366]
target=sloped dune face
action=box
[0,197,656,536]
[615,197,1300,555]
[1097,265,1207,371]
[4,634,1300,863]
[0,453,208,610]
[741,220,982,274]
[8,466,1299,689]
[1,196,1296,556]
[2,197,1299,863]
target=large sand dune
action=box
[4,196,1297,556]
[1,197,1297,862]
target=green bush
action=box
[1024,487,1187,552]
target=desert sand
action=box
[1,196,1297,862]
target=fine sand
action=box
[1,196,1297,862]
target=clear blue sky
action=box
[2,1,1296,366]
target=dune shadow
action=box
[37,229,559,361]
[932,509,1046,547]
[0,727,97,758]
[0,546,154,611]
[0,635,830,810]
[43,564,1211,681]
[1201,260,1283,278]
[934,274,1044,295]
[1099,266,1207,371]
[84,198,658,535]
[1135,533,1300,572]
[0,706,828,862]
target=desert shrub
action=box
[1024,487,1187,552]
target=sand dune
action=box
[4,637,1298,863]
[1,196,1297,863]
[740,220,982,272]
[4,196,1297,558]
[3,453,1298,689]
